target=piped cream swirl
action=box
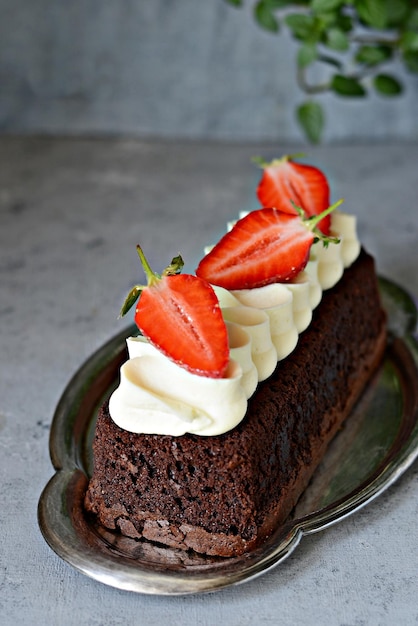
[110,336,247,436]
[109,210,360,436]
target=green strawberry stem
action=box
[137,245,184,282]
[252,153,306,169]
[305,198,343,231]
[136,245,160,287]
[162,253,184,276]
[293,198,343,247]
[119,246,184,318]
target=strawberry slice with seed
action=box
[196,202,341,290]
[120,246,229,378]
[254,155,331,234]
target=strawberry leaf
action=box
[163,254,184,276]
[120,285,144,318]
[293,198,343,240]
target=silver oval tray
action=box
[38,278,418,595]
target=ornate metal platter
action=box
[38,278,418,595]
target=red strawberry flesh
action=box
[121,247,230,379]
[256,157,331,234]
[135,273,229,378]
[196,208,315,290]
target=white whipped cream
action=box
[231,283,299,361]
[110,336,247,436]
[224,210,359,362]
[225,321,258,398]
[110,210,360,436]
[221,305,277,381]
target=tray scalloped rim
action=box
[38,277,418,595]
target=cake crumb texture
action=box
[85,250,386,556]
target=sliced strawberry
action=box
[255,155,331,234]
[196,202,341,290]
[120,246,229,378]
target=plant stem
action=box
[297,66,331,95]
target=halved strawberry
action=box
[120,246,229,378]
[196,202,341,290]
[255,155,331,235]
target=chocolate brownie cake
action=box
[85,250,386,557]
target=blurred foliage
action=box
[224,0,418,142]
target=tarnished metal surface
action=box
[38,279,418,595]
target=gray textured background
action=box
[1,0,417,143]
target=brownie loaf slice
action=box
[84,250,386,557]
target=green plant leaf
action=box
[409,9,418,30]
[223,0,410,145]
[385,0,410,26]
[331,74,367,96]
[325,27,349,51]
[403,50,418,72]
[285,13,316,39]
[355,0,388,29]
[254,0,280,32]
[311,0,344,13]
[263,0,290,7]
[355,44,393,65]
[297,42,318,67]
[316,10,338,29]
[401,32,418,53]
[334,11,353,32]
[373,74,403,96]
[296,100,325,144]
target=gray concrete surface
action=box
[1,136,418,625]
[1,1,417,143]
